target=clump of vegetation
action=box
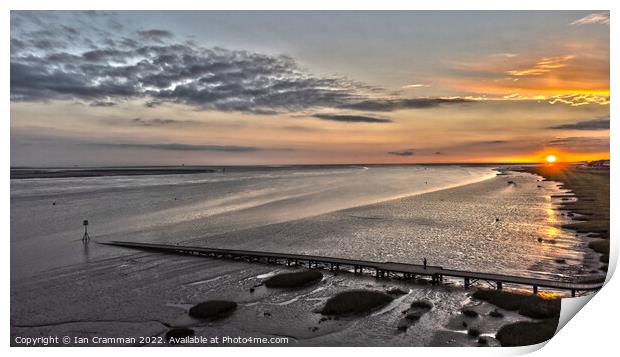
[405,312,423,321]
[410,300,433,310]
[397,319,409,331]
[165,328,194,342]
[589,240,610,255]
[264,270,323,289]
[189,300,237,320]
[386,287,407,295]
[461,309,479,318]
[472,289,560,319]
[467,328,480,337]
[495,319,559,346]
[489,309,504,318]
[518,300,561,319]
[320,290,394,316]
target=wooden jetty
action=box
[104,241,603,297]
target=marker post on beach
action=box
[82,220,90,242]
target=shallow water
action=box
[188,170,598,282]
[11,165,496,279]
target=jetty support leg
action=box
[571,289,576,297]
[464,277,470,288]
[533,285,538,294]
[496,281,503,290]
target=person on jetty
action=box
[423,258,427,269]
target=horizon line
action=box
[10,160,610,170]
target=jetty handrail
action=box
[103,240,604,295]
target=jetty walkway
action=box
[104,241,603,297]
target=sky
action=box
[10,11,610,166]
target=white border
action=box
[2,1,617,357]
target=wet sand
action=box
[11,251,538,346]
[10,170,599,346]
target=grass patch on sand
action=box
[467,328,480,337]
[588,239,610,255]
[496,318,559,347]
[472,289,560,319]
[473,289,561,346]
[264,270,323,289]
[165,328,194,342]
[386,287,408,295]
[410,300,433,310]
[189,300,237,320]
[320,290,394,316]
[461,309,479,318]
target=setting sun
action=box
[546,155,557,163]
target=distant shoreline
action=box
[10,164,496,180]
[10,168,218,179]
[9,163,520,180]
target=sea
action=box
[10,165,597,283]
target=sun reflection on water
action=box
[537,291,562,299]
[543,202,561,240]
[545,207,557,224]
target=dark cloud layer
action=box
[92,142,261,152]
[548,117,610,130]
[387,149,415,156]
[312,114,392,123]
[547,137,609,150]
[10,12,471,116]
[340,98,471,112]
[128,118,196,127]
[137,29,174,42]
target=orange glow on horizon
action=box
[490,150,609,164]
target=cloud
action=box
[571,12,610,26]
[507,55,575,76]
[402,84,430,89]
[444,52,609,106]
[491,53,518,58]
[547,94,609,106]
[137,29,174,42]
[10,12,472,116]
[476,140,508,144]
[339,98,471,112]
[101,117,205,127]
[90,100,117,107]
[547,136,609,151]
[312,114,392,123]
[548,117,610,130]
[92,142,262,152]
[128,118,199,127]
[387,149,415,156]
